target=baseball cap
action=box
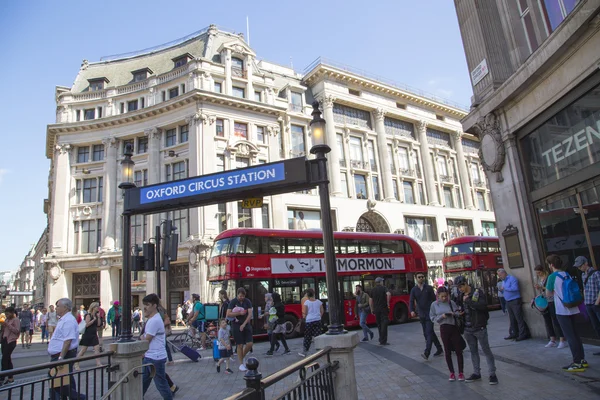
[454,276,467,286]
[192,293,200,300]
[375,277,385,283]
[573,256,588,267]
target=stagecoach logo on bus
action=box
[271,257,405,274]
[139,163,285,204]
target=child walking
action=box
[216,319,233,374]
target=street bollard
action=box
[244,357,262,400]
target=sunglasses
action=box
[416,276,425,279]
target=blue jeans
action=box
[556,314,585,364]
[359,310,373,339]
[586,304,600,339]
[499,297,506,313]
[142,357,173,400]
[419,317,442,355]
[41,325,49,341]
[464,327,496,376]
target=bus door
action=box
[239,279,270,334]
[341,276,361,326]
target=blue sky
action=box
[0,0,472,273]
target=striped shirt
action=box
[582,268,600,305]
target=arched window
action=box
[356,217,375,232]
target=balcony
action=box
[473,179,488,189]
[232,67,247,79]
[439,175,455,184]
[350,160,368,170]
[400,168,416,178]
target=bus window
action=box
[381,240,407,254]
[360,241,380,254]
[287,238,311,254]
[475,241,488,253]
[385,274,409,295]
[263,237,284,254]
[245,236,260,254]
[487,241,499,253]
[302,278,315,295]
[317,278,328,299]
[343,240,360,254]
[341,276,361,299]
[313,239,324,254]
[210,237,232,258]
[232,236,244,254]
[362,276,376,296]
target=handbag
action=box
[449,301,465,334]
[49,364,71,387]
[531,295,549,314]
[78,320,86,335]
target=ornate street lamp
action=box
[309,101,344,335]
[118,142,136,342]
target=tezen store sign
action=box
[521,90,600,191]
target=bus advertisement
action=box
[207,228,427,337]
[443,236,502,309]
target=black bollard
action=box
[244,357,262,399]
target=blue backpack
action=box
[558,272,583,308]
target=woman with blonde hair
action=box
[77,302,102,368]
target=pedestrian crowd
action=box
[1,253,599,397]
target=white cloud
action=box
[0,169,8,184]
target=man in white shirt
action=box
[140,293,173,400]
[48,297,85,399]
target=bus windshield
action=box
[444,242,474,256]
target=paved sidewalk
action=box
[140,311,600,400]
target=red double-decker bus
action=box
[207,228,427,337]
[442,236,502,309]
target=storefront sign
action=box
[520,85,600,191]
[501,224,523,269]
[271,257,405,274]
[540,119,600,167]
[471,59,489,86]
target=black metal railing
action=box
[225,346,338,400]
[0,352,114,399]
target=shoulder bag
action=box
[449,301,465,334]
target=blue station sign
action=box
[124,157,313,214]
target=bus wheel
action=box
[284,314,299,339]
[393,303,408,324]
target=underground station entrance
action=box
[117,103,346,341]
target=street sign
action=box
[8,291,34,296]
[241,198,263,208]
[125,157,312,214]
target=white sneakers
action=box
[545,341,557,348]
[239,364,247,371]
[557,341,568,349]
[545,340,568,348]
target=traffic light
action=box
[143,243,155,271]
[162,220,178,271]
[131,245,144,272]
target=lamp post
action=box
[309,101,344,335]
[118,143,136,342]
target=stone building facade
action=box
[454,0,600,339]
[44,25,495,318]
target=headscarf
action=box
[265,293,274,310]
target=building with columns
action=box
[453,0,600,340]
[44,25,495,318]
